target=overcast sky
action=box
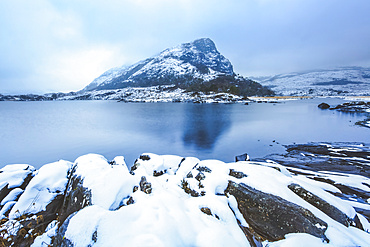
[1,0,370,94]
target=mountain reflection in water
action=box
[0,99,369,168]
[182,104,230,150]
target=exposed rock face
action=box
[263,142,370,225]
[288,183,352,227]
[263,142,370,177]
[139,176,152,194]
[58,166,92,224]
[226,181,328,242]
[53,212,77,247]
[329,101,370,113]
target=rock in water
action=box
[235,153,250,162]
[318,102,330,109]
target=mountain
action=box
[83,38,233,91]
[254,67,370,96]
[82,38,274,97]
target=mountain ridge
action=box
[81,38,274,97]
[82,38,234,91]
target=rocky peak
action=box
[82,38,235,91]
[172,38,233,75]
[192,38,218,53]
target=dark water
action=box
[0,98,369,168]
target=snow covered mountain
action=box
[83,38,235,91]
[255,67,370,96]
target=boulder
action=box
[318,102,330,109]
[225,181,328,242]
[0,161,71,247]
[58,168,92,224]
[288,183,352,227]
[0,164,35,210]
[53,212,78,247]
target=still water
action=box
[0,98,369,168]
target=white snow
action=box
[73,154,138,210]
[60,153,370,247]
[8,160,72,219]
[1,188,23,206]
[65,189,250,247]
[256,67,370,96]
[31,220,59,247]
[59,85,248,103]
[82,38,233,93]
[0,164,35,190]
[265,233,326,247]
[0,201,16,219]
[1,151,370,246]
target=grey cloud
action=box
[1,0,370,93]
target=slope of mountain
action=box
[82,38,274,97]
[83,38,233,91]
[254,67,370,96]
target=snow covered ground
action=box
[57,85,249,103]
[0,146,369,246]
[255,67,370,96]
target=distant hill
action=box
[253,67,370,96]
[82,38,274,97]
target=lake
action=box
[0,98,369,169]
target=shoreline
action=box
[0,142,369,246]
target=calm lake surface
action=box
[1,98,369,169]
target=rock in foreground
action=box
[0,149,369,246]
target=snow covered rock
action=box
[59,154,138,223]
[226,181,328,242]
[0,164,35,217]
[264,142,370,177]
[1,145,370,246]
[287,183,354,227]
[0,160,71,246]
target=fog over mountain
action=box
[1,0,370,94]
